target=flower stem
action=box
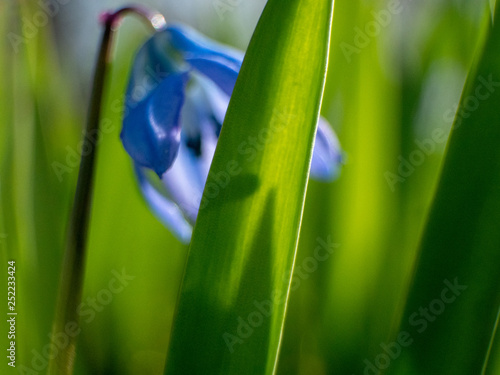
[48,7,164,375]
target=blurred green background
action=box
[1,0,498,374]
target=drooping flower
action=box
[121,23,343,243]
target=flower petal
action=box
[125,30,180,107]
[310,117,343,181]
[160,88,220,224]
[187,57,239,96]
[166,24,243,96]
[160,141,206,225]
[167,24,243,69]
[195,76,231,135]
[135,165,193,244]
[121,73,188,176]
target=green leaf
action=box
[163,0,334,374]
[388,5,500,375]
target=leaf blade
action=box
[164,0,334,374]
[388,5,500,374]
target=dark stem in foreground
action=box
[48,7,165,375]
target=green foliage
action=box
[1,1,499,375]
[388,4,500,374]
[164,0,333,373]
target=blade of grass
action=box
[481,306,500,375]
[387,4,500,374]
[164,0,334,374]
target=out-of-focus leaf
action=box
[388,5,500,374]
[163,0,334,374]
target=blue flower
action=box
[121,24,343,243]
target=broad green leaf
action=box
[387,5,500,375]
[163,0,334,374]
